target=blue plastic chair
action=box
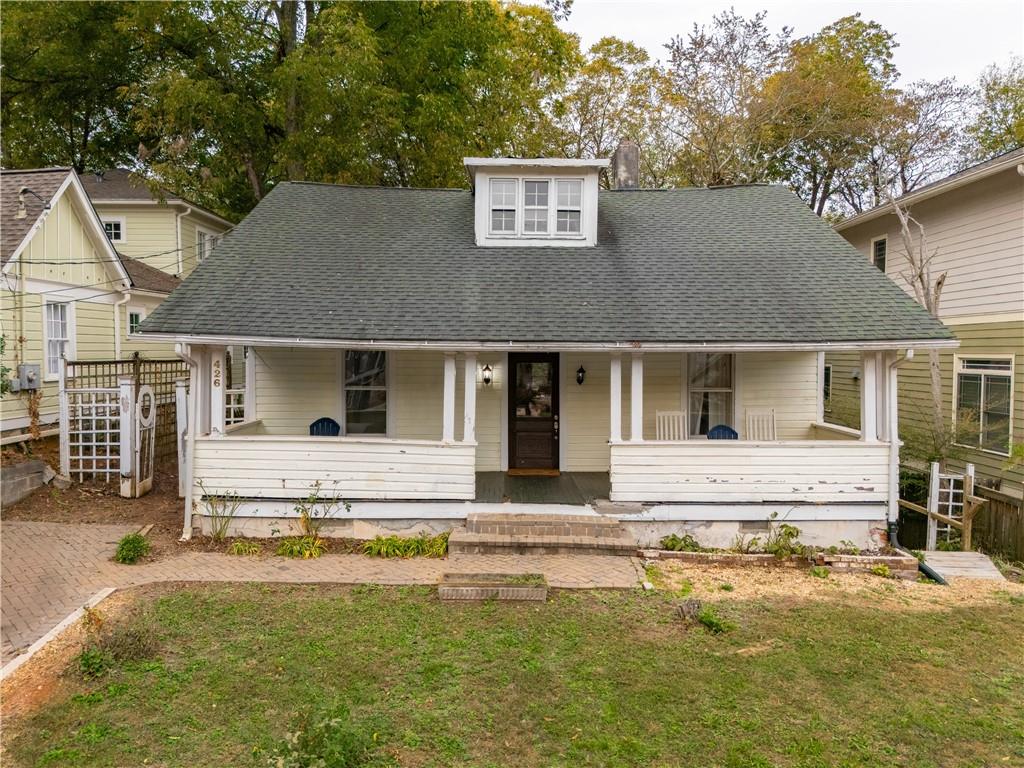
[309,417,341,437]
[706,424,738,440]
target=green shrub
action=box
[718,582,734,592]
[870,564,892,578]
[660,533,702,552]
[362,533,448,559]
[764,520,804,558]
[269,707,387,768]
[809,565,830,579]
[227,540,262,556]
[936,537,962,552]
[696,605,736,634]
[77,611,158,679]
[276,536,327,559]
[114,533,150,564]
[78,647,113,678]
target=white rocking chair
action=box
[745,409,777,441]
[655,410,686,441]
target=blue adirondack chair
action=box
[309,417,341,437]
[706,424,738,440]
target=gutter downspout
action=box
[176,342,198,540]
[884,350,946,584]
[175,206,192,276]
[113,293,130,359]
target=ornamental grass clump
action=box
[362,532,449,559]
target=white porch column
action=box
[886,352,900,522]
[210,346,227,436]
[630,352,644,442]
[463,352,477,443]
[860,351,878,442]
[874,351,888,441]
[442,352,456,442]
[243,346,256,422]
[609,353,622,443]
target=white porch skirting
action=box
[192,435,477,501]
[608,440,890,504]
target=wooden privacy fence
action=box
[59,354,188,489]
[971,487,1024,563]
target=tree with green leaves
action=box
[964,56,1024,161]
[1,1,146,172]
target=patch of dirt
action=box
[1,434,61,468]
[649,560,1024,611]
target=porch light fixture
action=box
[481,364,493,386]
[576,365,586,385]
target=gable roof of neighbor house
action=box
[80,168,233,228]
[835,146,1024,232]
[1,167,178,295]
[140,181,954,346]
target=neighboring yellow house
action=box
[0,167,228,441]
[826,148,1024,496]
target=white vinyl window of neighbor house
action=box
[128,308,144,335]
[955,357,1013,455]
[871,237,887,273]
[344,350,387,435]
[196,228,219,262]
[103,218,125,243]
[489,179,517,234]
[44,301,71,379]
[687,352,734,437]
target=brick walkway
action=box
[1,521,642,663]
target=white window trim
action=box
[195,226,219,262]
[870,235,887,273]
[102,216,127,244]
[127,306,146,336]
[487,177,586,241]
[42,300,76,381]
[952,354,1014,457]
[339,350,393,437]
[684,352,736,438]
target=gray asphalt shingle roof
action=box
[1,168,71,264]
[141,181,953,344]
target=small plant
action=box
[268,707,384,768]
[76,609,158,679]
[114,532,150,564]
[763,514,804,558]
[719,583,734,592]
[696,605,736,634]
[660,533,702,552]
[78,647,113,678]
[197,481,243,543]
[809,565,830,579]
[730,533,761,554]
[870,564,892,578]
[228,540,262,556]
[362,533,449,559]
[294,482,351,539]
[276,536,327,559]
[936,537,962,552]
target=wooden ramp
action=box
[923,551,1005,582]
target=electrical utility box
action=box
[15,363,41,391]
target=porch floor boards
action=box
[474,472,609,505]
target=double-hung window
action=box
[955,357,1013,455]
[871,237,887,273]
[128,308,144,334]
[344,350,387,435]
[556,179,582,234]
[196,229,218,262]
[44,302,71,378]
[523,180,549,233]
[688,353,734,436]
[489,179,517,234]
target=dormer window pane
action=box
[489,179,517,233]
[524,181,548,207]
[523,180,549,233]
[556,180,582,233]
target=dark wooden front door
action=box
[509,353,559,470]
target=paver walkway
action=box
[1,521,642,663]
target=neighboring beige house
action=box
[826,148,1024,497]
[138,152,956,547]
[0,167,228,441]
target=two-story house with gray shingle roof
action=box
[138,149,957,549]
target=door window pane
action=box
[514,362,552,417]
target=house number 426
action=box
[212,358,222,388]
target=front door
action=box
[509,353,559,470]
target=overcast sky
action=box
[555,0,1023,84]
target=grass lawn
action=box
[4,576,1023,768]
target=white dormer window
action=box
[489,179,517,233]
[467,157,608,247]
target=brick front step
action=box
[465,512,627,539]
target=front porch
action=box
[181,344,902,542]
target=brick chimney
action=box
[610,141,640,189]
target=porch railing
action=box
[609,440,890,504]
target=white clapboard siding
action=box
[609,441,890,503]
[193,436,476,500]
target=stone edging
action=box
[638,549,920,580]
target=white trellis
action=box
[60,384,121,482]
[926,462,973,550]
